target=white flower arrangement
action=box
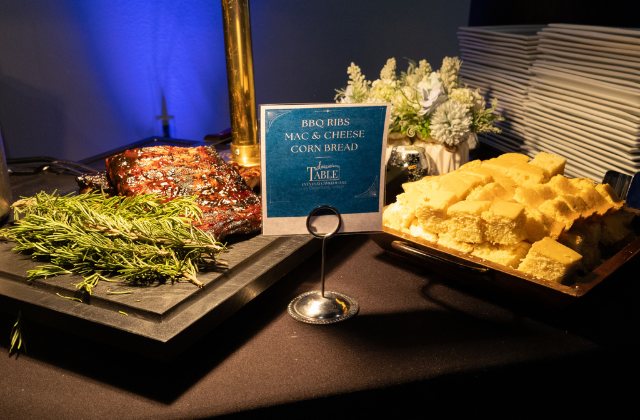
[335,57,502,150]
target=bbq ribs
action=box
[79,145,261,240]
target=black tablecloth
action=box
[1,171,639,419]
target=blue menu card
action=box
[260,103,390,235]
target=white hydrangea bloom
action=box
[430,100,472,148]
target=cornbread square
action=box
[415,189,459,233]
[481,201,526,245]
[482,158,514,178]
[472,241,531,269]
[595,183,625,211]
[513,185,547,208]
[573,180,610,217]
[547,175,580,194]
[437,172,484,200]
[517,237,583,282]
[504,162,547,186]
[446,200,492,243]
[529,152,566,180]
[558,194,590,215]
[538,197,579,231]
[467,182,513,202]
[382,201,414,231]
[458,162,494,184]
[523,208,550,242]
[408,220,438,243]
[495,152,530,163]
[437,232,474,254]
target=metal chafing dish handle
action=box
[391,240,490,274]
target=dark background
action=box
[0,0,637,161]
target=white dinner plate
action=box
[529,78,640,116]
[543,25,640,45]
[521,131,622,181]
[531,66,640,106]
[524,103,640,154]
[527,83,640,123]
[458,38,538,54]
[461,51,532,70]
[526,90,639,134]
[524,98,639,145]
[524,115,640,169]
[534,62,640,90]
[522,126,637,179]
[538,31,640,52]
[537,38,640,63]
[548,23,640,38]
[538,44,640,71]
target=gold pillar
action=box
[222,0,260,167]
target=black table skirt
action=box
[1,170,639,418]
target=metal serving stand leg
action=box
[287,206,359,324]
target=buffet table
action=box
[1,163,639,418]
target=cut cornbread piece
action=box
[495,152,530,163]
[600,210,635,246]
[415,189,459,233]
[458,159,482,170]
[408,220,438,243]
[458,162,494,184]
[467,182,513,202]
[383,201,415,231]
[482,158,514,178]
[595,183,625,211]
[513,185,548,208]
[568,178,610,216]
[446,200,492,243]
[547,175,580,194]
[437,171,484,200]
[517,237,583,282]
[523,207,550,242]
[547,177,600,217]
[529,151,566,180]
[504,162,547,185]
[437,232,474,254]
[538,197,579,231]
[481,200,527,245]
[481,153,531,183]
[558,194,590,216]
[472,241,531,269]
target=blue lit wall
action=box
[0,0,229,160]
[0,0,469,161]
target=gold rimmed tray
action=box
[373,225,640,308]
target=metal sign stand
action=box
[287,205,359,324]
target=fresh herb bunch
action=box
[0,191,226,294]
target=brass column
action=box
[221,0,260,167]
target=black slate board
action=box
[1,164,318,360]
[0,234,317,360]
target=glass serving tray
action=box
[373,224,640,308]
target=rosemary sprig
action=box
[0,191,226,294]
[9,310,26,356]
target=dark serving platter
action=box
[0,138,317,360]
[373,225,640,309]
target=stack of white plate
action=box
[457,25,543,153]
[525,23,640,180]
